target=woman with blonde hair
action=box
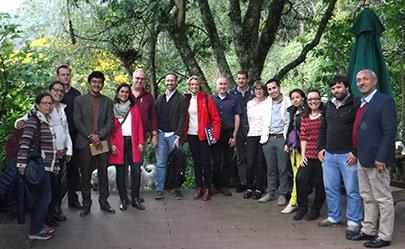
[184,75,221,201]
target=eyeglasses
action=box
[51,88,64,93]
[134,77,146,81]
[40,101,53,106]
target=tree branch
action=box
[255,0,287,77]
[274,0,338,80]
[168,0,211,93]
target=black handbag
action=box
[25,115,45,185]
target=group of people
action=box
[13,66,397,248]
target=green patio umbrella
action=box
[347,7,393,96]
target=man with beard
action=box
[317,75,363,238]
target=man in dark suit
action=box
[348,69,396,248]
[74,71,115,217]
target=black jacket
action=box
[317,94,360,154]
[155,91,186,139]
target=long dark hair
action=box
[114,83,136,106]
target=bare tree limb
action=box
[274,0,338,80]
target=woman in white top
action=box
[244,80,269,199]
[46,81,73,225]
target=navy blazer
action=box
[355,91,396,167]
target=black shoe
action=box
[45,218,58,227]
[293,210,307,221]
[131,198,145,210]
[306,212,320,221]
[119,202,128,211]
[221,187,232,196]
[364,238,391,248]
[252,190,262,200]
[174,190,183,200]
[235,184,247,193]
[53,213,67,222]
[347,231,376,241]
[138,197,144,203]
[154,191,164,200]
[80,208,90,217]
[68,200,83,209]
[243,189,253,199]
[55,206,62,216]
[100,205,116,214]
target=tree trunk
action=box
[197,0,235,86]
[148,28,159,97]
[169,0,211,93]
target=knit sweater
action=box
[16,109,57,172]
[300,114,322,159]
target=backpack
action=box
[164,148,186,189]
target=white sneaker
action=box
[277,195,287,206]
[258,193,275,203]
[281,204,297,214]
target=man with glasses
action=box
[131,69,158,200]
[74,71,115,217]
[259,79,291,206]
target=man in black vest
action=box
[154,72,186,200]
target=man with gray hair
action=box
[347,69,396,248]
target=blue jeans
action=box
[29,171,52,234]
[323,151,363,226]
[155,131,178,192]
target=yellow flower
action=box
[114,74,128,84]
[31,38,50,48]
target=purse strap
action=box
[33,114,42,151]
[115,110,130,133]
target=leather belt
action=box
[269,134,284,138]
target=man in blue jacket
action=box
[348,69,396,248]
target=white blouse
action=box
[247,98,269,137]
[187,94,198,135]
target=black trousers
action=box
[47,158,64,219]
[188,135,212,188]
[79,146,110,209]
[115,136,141,201]
[246,136,266,191]
[65,148,81,203]
[296,158,325,214]
[211,129,234,189]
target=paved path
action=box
[1,190,405,249]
